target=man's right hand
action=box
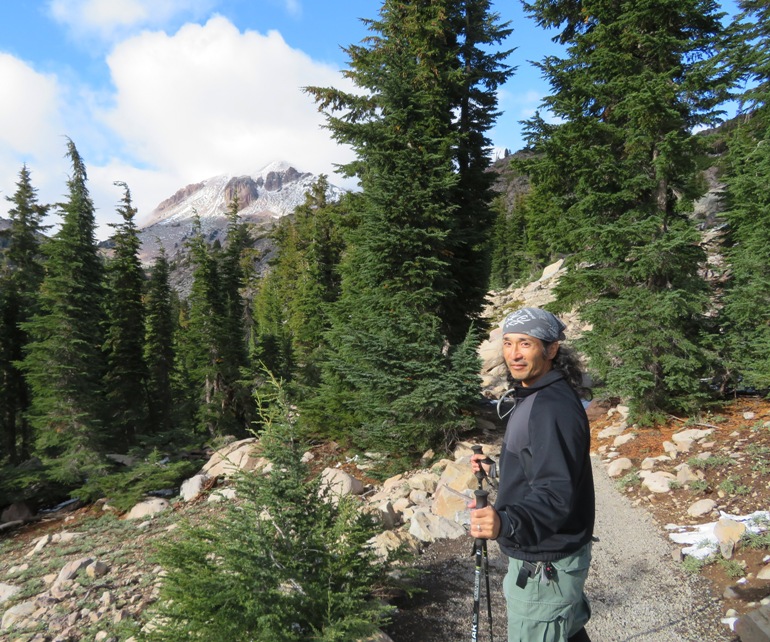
[471,452,492,477]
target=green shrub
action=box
[615,471,641,491]
[143,375,395,641]
[717,557,746,579]
[718,476,750,496]
[71,451,200,512]
[742,530,770,550]
[687,454,734,470]
[681,555,707,574]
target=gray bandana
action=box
[501,307,566,343]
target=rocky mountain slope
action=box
[133,161,345,266]
[2,260,769,641]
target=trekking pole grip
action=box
[472,445,485,484]
[475,489,488,510]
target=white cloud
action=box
[0,54,72,218]
[0,54,64,156]
[281,0,302,18]
[96,16,356,223]
[47,0,216,41]
[1,14,357,240]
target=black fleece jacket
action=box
[495,369,595,562]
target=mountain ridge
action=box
[134,161,346,265]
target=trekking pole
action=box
[471,446,495,642]
[472,445,498,489]
[471,488,493,642]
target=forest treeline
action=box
[1,0,769,509]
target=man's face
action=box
[502,333,558,387]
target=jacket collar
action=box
[512,368,564,398]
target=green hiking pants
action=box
[503,542,592,642]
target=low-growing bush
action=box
[143,375,397,642]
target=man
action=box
[470,307,595,642]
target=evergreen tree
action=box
[521,0,729,417]
[0,165,48,463]
[252,177,346,389]
[488,192,533,289]
[719,0,770,390]
[441,1,514,342]
[20,139,107,484]
[304,1,505,454]
[218,198,250,372]
[177,216,248,437]
[146,375,394,642]
[144,246,177,437]
[216,200,255,426]
[103,182,148,449]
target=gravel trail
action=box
[384,456,736,642]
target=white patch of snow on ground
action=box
[665,510,770,559]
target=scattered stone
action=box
[724,586,740,599]
[368,530,420,561]
[53,531,82,544]
[406,472,439,494]
[320,468,364,498]
[662,441,678,457]
[371,501,399,530]
[125,498,171,520]
[675,463,704,485]
[1,600,36,630]
[606,458,633,478]
[736,603,770,642]
[86,561,109,579]
[687,499,717,518]
[714,518,747,560]
[0,502,33,524]
[639,470,676,493]
[56,558,93,585]
[208,488,237,503]
[431,484,472,521]
[597,423,627,439]
[408,508,466,542]
[613,433,636,447]
[180,474,209,501]
[409,489,429,504]
[0,583,20,605]
[28,533,52,556]
[201,438,269,479]
[641,456,669,470]
[758,564,770,581]
[744,412,756,420]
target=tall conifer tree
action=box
[521,0,728,416]
[177,216,248,436]
[144,246,177,437]
[719,0,770,390]
[0,165,48,463]
[305,1,508,453]
[21,140,107,483]
[252,177,345,389]
[103,182,148,449]
[216,200,254,429]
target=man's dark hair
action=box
[550,343,592,400]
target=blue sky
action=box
[0,0,738,239]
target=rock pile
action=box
[0,432,506,641]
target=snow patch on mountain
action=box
[136,162,345,266]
